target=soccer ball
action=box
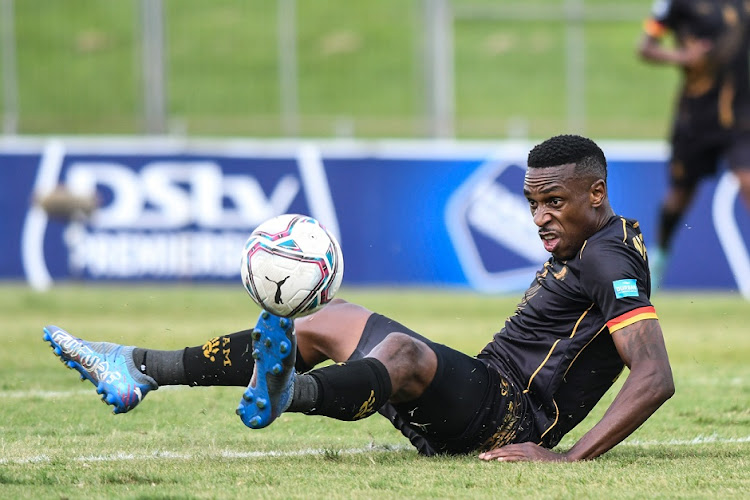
[240,214,344,317]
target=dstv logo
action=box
[23,140,340,288]
[65,161,301,229]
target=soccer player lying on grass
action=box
[44,134,675,462]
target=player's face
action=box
[524,163,602,260]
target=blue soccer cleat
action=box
[236,311,296,429]
[43,325,157,414]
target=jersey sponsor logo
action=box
[612,279,639,299]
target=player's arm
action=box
[479,318,674,462]
[637,19,712,66]
[560,318,674,460]
[638,33,712,66]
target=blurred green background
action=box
[3,0,677,139]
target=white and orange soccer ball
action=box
[240,214,344,318]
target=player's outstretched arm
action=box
[479,319,674,462]
[637,34,712,67]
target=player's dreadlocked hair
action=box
[527,134,607,181]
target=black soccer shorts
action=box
[349,313,535,456]
[671,126,750,188]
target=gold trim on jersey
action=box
[553,265,568,281]
[570,303,594,339]
[538,398,560,443]
[524,303,592,394]
[524,339,560,394]
[579,216,629,259]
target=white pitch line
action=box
[0,445,409,465]
[1,437,748,466]
[2,386,186,399]
[621,435,750,446]
[3,389,94,399]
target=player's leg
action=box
[295,307,440,453]
[653,140,719,286]
[726,131,750,210]
[236,300,415,429]
[292,337,531,455]
[334,315,534,454]
[658,156,705,251]
[386,343,533,455]
[43,298,372,414]
[238,314,437,429]
[238,306,532,456]
[736,167,750,207]
[135,299,368,387]
[653,182,695,289]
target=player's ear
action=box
[589,179,606,207]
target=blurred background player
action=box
[638,0,750,286]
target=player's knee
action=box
[377,332,425,361]
[371,333,437,401]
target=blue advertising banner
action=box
[1,137,748,297]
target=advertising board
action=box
[1,137,747,297]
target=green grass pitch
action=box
[0,284,748,498]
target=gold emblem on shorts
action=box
[478,386,524,452]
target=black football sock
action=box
[136,330,314,387]
[181,330,253,386]
[132,348,185,386]
[290,358,392,420]
[287,374,319,413]
[658,206,682,251]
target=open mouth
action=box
[540,232,559,253]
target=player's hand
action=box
[680,39,713,67]
[478,442,570,463]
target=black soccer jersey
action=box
[645,0,750,133]
[478,216,658,448]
